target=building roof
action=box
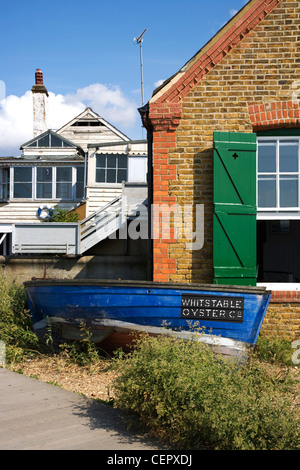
[56,107,130,142]
[150,0,283,105]
[87,139,148,156]
[20,129,83,152]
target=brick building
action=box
[140,0,300,339]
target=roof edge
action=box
[150,0,283,104]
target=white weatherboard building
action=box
[0,70,148,278]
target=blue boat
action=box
[24,279,271,360]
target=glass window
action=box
[63,141,73,148]
[280,175,298,207]
[258,175,276,207]
[76,167,84,199]
[258,142,276,172]
[50,134,63,147]
[0,168,9,200]
[56,167,72,199]
[37,167,52,199]
[258,138,300,209]
[37,134,49,147]
[14,167,32,198]
[96,154,127,183]
[279,141,298,172]
[28,141,37,148]
[117,155,127,183]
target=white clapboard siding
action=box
[86,185,122,217]
[59,128,125,150]
[0,202,77,223]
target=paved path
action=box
[0,368,162,450]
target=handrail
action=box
[80,195,122,226]
[80,204,122,240]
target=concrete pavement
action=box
[0,368,163,450]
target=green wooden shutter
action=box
[213,131,257,286]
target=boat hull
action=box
[24,279,271,359]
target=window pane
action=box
[0,168,10,200]
[37,135,49,147]
[76,167,84,198]
[37,167,52,182]
[56,183,72,199]
[258,175,276,207]
[96,169,105,182]
[118,155,127,169]
[14,167,32,198]
[56,167,72,182]
[51,134,63,147]
[280,175,298,207]
[76,183,84,199]
[107,169,116,183]
[279,142,298,172]
[258,142,276,172]
[117,169,127,183]
[76,167,84,181]
[37,183,52,199]
[96,154,106,168]
[14,183,32,198]
[107,155,116,168]
[62,141,73,148]
[14,167,32,182]
[56,168,72,199]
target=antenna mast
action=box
[134,28,147,106]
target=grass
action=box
[0,268,299,450]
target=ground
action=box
[5,354,299,410]
[6,355,118,402]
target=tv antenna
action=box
[134,28,147,106]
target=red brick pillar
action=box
[148,102,182,282]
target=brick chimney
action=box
[31,68,49,137]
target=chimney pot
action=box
[35,68,43,85]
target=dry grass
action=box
[7,354,119,402]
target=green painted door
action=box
[213,131,257,286]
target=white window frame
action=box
[0,167,10,200]
[257,136,300,220]
[10,165,84,201]
[95,153,128,185]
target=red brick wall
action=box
[249,100,300,131]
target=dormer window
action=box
[71,121,103,127]
[27,132,74,148]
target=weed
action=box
[0,268,39,362]
[254,336,295,365]
[113,333,299,450]
[59,321,101,366]
[46,205,79,223]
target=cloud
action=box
[229,9,238,17]
[154,79,165,88]
[0,84,138,156]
